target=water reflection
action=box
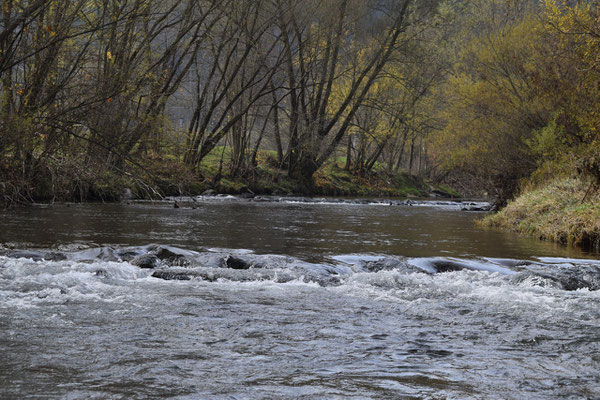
[0,201,595,261]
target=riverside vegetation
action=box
[0,0,599,248]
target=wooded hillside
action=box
[0,0,598,206]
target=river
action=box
[1,198,599,399]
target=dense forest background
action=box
[0,0,598,205]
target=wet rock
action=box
[461,202,490,212]
[116,249,142,262]
[364,257,421,273]
[151,270,192,281]
[511,273,563,290]
[131,254,160,269]
[56,243,97,252]
[222,255,253,270]
[97,247,119,262]
[151,246,191,267]
[430,259,467,273]
[6,250,67,262]
[314,275,343,287]
[552,267,600,291]
[95,269,109,278]
[202,189,216,196]
[514,265,600,291]
[6,250,45,261]
[190,268,297,284]
[44,252,67,261]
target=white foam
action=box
[0,256,152,307]
[535,257,600,265]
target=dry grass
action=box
[480,177,600,248]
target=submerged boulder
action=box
[363,257,419,273]
[222,255,253,270]
[151,270,192,281]
[429,259,467,273]
[150,246,191,267]
[517,263,600,291]
[97,247,119,262]
[131,254,160,269]
[5,250,45,261]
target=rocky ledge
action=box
[1,244,599,291]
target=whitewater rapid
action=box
[1,245,599,399]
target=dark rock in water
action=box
[95,269,109,278]
[514,264,600,291]
[97,247,119,262]
[7,250,68,262]
[552,266,600,291]
[152,270,191,281]
[461,206,486,211]
[116,250,141,262]
[315,275,343,287]
[151,247,191,267]
[131,254,160,269]
[6,250,45,261]
[222,255,253,270]
[44,252,67,261]
[364,257,423,274]
[460,202,491,212]
[511,273,563,290]
[430,259,467,273]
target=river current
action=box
[1,198,599,399]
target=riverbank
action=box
[0,147,460,206]
[480,176,600,249]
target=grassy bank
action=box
[480,177,600,249]
[0,146,460,205]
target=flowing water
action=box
[1,198,599,399]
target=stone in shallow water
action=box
[6,250,45,261]
[131,254,160,269]
[44,252,67,261]
[151,270,191,281]
[363,257,418,273]
[97,247,119,262]
[151,246,191,267]
[429,259,467,273]
[222,255,253,270]
[517,263,600,291]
